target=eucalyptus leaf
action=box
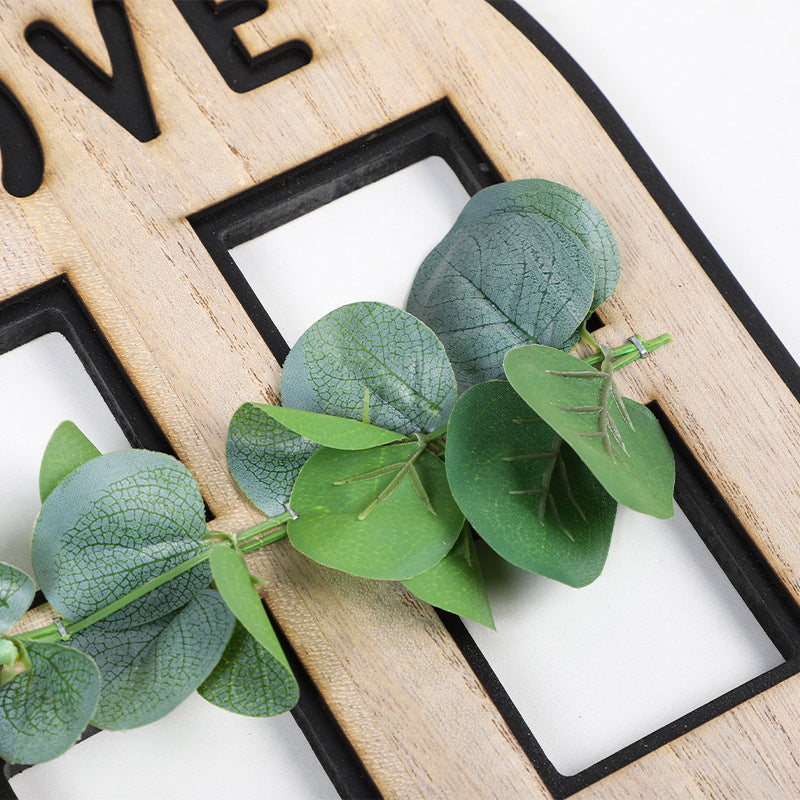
[39,420,101,502]
[0,642,100,764]
[209,544,293,673]
[67,590,234,730]
[402,528,494,628]
[288,442,464,580]
[455,179,620,310]
[32,450,212,629]
[0,563,34,632]
[504,345,675,518]
[407,211,594,391]
[247,404,405,450]
[445,381,616,586]
[228,402,318,517]
[281,302,456,435]
[199,621,299,717]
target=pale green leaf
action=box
[281,302,456,435]
[247,404,405,450]
[504,345,675,518]
[402,528,494,628]
[39,420,101,502]
[407,210,594,391]
[288,443,464,580]
[0,642,100,764]
[445,380,616,586]
[67,590,234,730]
[227,402,318,517]
[0,563,34,632]
[32,450,211,629]
[199,621,299,717]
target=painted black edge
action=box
[487,0,800,404]
[190,99,500,366]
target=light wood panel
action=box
[1,1,798,797]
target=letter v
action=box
[26,1,159,142]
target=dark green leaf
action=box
[288,442,464,580]
[227,402,318,517]
[0,563,34,632]
[402,528,494,628]
[456,179,620,310]
[504,345,675,518]
[445,381,616,587]
[407,210,594,391]
[32,450,212,629]
[39,420,101,502]
[67,590,234,730]
[247,404,405,450]
[0,642,100,764]
[199,621,299,717]
[281,302,456,435]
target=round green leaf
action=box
[32,450,212,629]
[407,211,594,391]
[0,563,34,632]
[39,420,102,502]
[227,402,318,516]
[402,529,495,628]
[446,381,617,587]
[504,345,675,518]
[199,621,299,717]
[281,302,456,435]
[288,443,464,580]
[0,642,100,764]
[250,404,405,450]
[456,179,620,310]
[67,590,234,730]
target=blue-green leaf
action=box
[227,402,318,517]
[67,590,234,730]
[281,302,456,436]
[199,621,299,717]
[456,179,620,310]
[0,642,100,764]
[32,450,211,629]
[407,210,594,391]
[0,563,34,632]
[39,421,102,502]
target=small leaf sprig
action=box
[0,179,674,767]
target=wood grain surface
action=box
[1,1,799,797]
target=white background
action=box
[5,0,799,796]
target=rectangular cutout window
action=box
[191,105,800,798]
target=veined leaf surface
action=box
[39,420,102,502]
[0,563,34,632]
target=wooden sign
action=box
[2,1,799,797]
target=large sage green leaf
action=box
[456,179,620,310]
[39,420,102,502]
[0,642,100,764]
[67,590,234,730]
[504,345,675,518]
[281,302,456,436]
[199,621,299,717]
[402,528,494,628]
[288,442,464,580]
[407,211,594,391]
[0,563,34,632]
[228,402,318,516]
[446,381,616,586]
[247,404,405,450]
[32,450,212,629]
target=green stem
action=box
[17,512,294,644]
[582,333,672,370]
